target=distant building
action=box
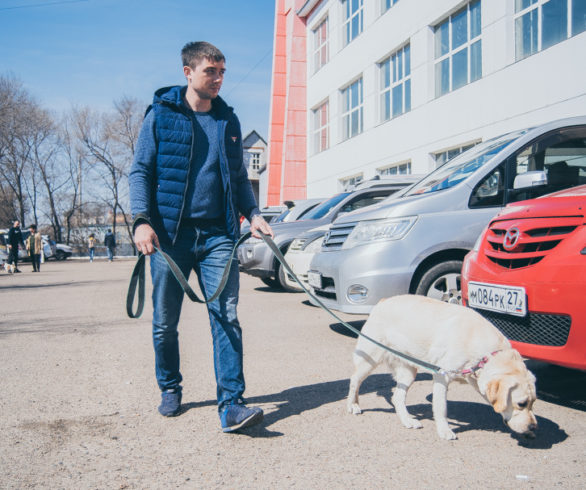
[266,0,586,202]
[243,130,268,206]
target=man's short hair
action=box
[29,224,37,231]
[181,41,225,69]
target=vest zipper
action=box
[173,111,196,246]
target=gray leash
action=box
[126,231,446,375]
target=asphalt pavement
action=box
[0,258,584,488]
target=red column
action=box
[266,0,308,205]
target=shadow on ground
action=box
[181,372,567,446]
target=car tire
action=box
[415,260,463,304]
[55,250,66,261]
[260,277,279,289]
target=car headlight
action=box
[303,236,324,253]
[342,216,417,249]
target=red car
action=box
[462,185,586,370]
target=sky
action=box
[0,0,276,138]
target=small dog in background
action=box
[3,262,15,273]
[347,295,537,440]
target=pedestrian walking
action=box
[7,220,24,273]
[129,41,273,431]
[104,229,116,262]
[88,233,96,262]
[26,224,42,272]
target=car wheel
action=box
[415,260,463,304]
[55,250,66,261]
[260,277,279,289]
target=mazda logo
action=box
[324,231,331,243]
[503,227,521,251]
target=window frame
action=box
[312,16,329,73]
[514,0,582,61]
[379,43,412,122]
[342,0,364,47]
[434,0,482,97]
[340,77,364,141]
[312,99,330,154]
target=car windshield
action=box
[302,193,351,220]
[405,130,528,196]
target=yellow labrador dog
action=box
[347,295,537,440]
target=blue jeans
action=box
[89,248,95,262]
[107,247,114,261]
[150,223,244,410]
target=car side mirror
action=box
[513,170,547,189]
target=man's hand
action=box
[249,214,274,239]
[134,223,160,255]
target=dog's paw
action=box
[402,418,422,429]
[348,403,362,415]
[437,426,457,440]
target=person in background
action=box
[7,220,24,273]
[26,224,42,272]
[88,233,96,262]
[104,229,116,262]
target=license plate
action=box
[307,271,322,289]
[468,282,527,317]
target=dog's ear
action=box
[486,377,517,413]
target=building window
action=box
[313,17,329,73]
[382,0,400,14]
[380,44,411,122]
[515,0,585,61]
[378,162,412,175]
[342,0,364,46]
[312,100,329,154]
[433,141,480,168]
[249,152,261,170]
[434,0,482,97]
[341,78,363,140]
[340,174,363,190]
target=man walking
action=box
[129,41,273,432]
[104,229,116,262]
[7,220,24,273]
[26,224,42,272]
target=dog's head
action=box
[482,350,537,437]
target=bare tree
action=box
[73,97,144,252]
[0,75,36,226]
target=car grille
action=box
[483,216,582,269]
[322,223,357,250]
[473,309,571,346]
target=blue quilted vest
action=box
[148,86,247,243]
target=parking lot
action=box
[1,259,585,488]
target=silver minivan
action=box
[308,117,586,314]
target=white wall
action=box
[304,0,586,197]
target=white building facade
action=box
[299,0,586,197]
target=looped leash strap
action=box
[126,231,444,374]
[126,231,251,318]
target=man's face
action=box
[14,221,20,228]
[184,58,225,101]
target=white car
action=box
[283,225,329,291]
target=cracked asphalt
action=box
[1,258,585,488]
